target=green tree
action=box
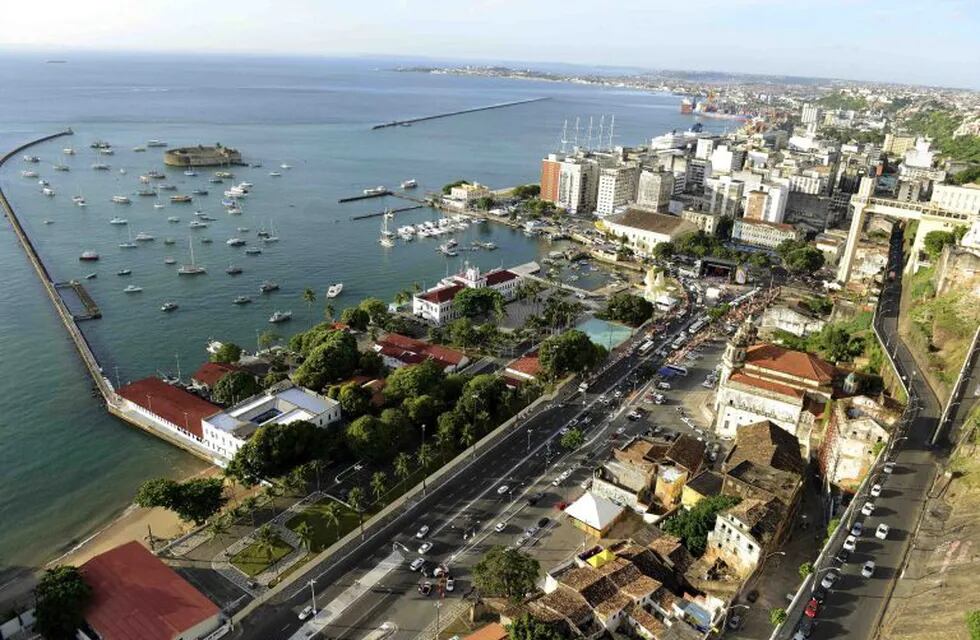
[348,486,366,538]
[256,524,279,574]
[322,500,342,542]
[404,394,443,427]
[294,520,314,551]
[292,329,360,390]
[210,342,243,364]
[799,562,813,578]
[417,442,434,493]
[966,609,980,640]
[784,246,825,274]
[34,566,91,640]
[661,494,740,557]
[302,288,317,325]
[442,179,469,195]
[461,422,478,457]
[511,184,540,200]
[345,415,393,462]
[652,242,675,261]
[769,607,788,627]
[600,292,654,327]
[394,451,412,487]
[338,382,372,418]
[226,420,339,486]
[560,428,585,450]
[358,298,389,326]
[340,306,370,330]
[370,471,388,504]
[257,330,281,350]
[323,303,335,322]
[474,195,495,211]
[212,370,261,405]
[923,230,957,259]
[872,441,885,457]
[538,330,605,380]
[472,545,540,602]
[506,613,565,640]
[384,359,446,403]
[449,317,478,348]
[135,477,227,525]
[827,517,841,539]
[208,516,230,546]
[453,287,505,319]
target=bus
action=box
[664,364,689,376]
[637,340,656,356]
[670,337,687,351]
[688,317,709,336]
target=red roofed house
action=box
[713,318,837,458]
[116,377,220,445]
[80,541,222,640]
[505,353,542,382]
[190,361,240,393]
[412,263,521,325]
[374,333,469,372]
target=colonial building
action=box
[600,209,697,257]
[412,263,521,325]
[705,497,785,578]
[373,333,468,372]
[759,302,827,338]
[818,396,897,491]
[731,218,800,250]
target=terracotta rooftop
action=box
[726,420,805,476]
[507,353,542,379]
[627,603,667,637]
[117,377,220,439]
[745,343,836,384]
[726,460,802,505]
[723,497,785,543]
[463,623,509,640]
[81,541,219,640]
[191,361,240,388]
[686,470,724,498]
[608,209,698,237]
[539,586,593,624]
[729,371,805,400]
[666,434,706,475]
[376,333,466,368]
[417,283,465,304]
[484,269,519,286]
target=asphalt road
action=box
[783,227,944,640]
[230,309,702,640]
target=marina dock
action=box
[338,191,392,203]
[350,205,424,221]
[371,97,549,130]
[54,281,102,320]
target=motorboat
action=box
[123,284,143,293]
[237,227,249,233]
[153,202,166,210]
[132,146,147,152]
[183,170,197,177]
[225,265,243,275]
[268,310,292,324]
[163,238,176,245]
[226,238,246,247]
[244,247,262,255]
[43,219,53,225]
[111,195,131,204]
[138,189,156,197]
[214,171,233,179]
[98,148,114,155]
[79,251,100,261]
[280,163,292,170]
[192,189,209,196]
[326,283,343,298]
[42,187,55,197]
[158,184,177,191]
[90,141,111,149]
[146,140,168,148]
[62,147,76,155]
[209,177,224,184]
[170,195,192,203]
[200,237,213,244]
[91,163,111,171]
[20,170,38,178]
[23,155,40,163]
[119,168,127,175]
[269,171,282,177]
[84,272,97,280]
[146,170,165,179]
[164,257,177,265]
[161,301,178,312]
[226,205,242,215]
[109,217,128,225]
[188,220,208,229]
[233,295,252,305]
[117,268,131,276]
[167,216,180,223]
[38,179,49,186]
[134,232,155,242]
[363,185,387,196]
[53,164,70,172]
[259,280,279,293]
[401,179,417,189]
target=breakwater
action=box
[371,97,549,129]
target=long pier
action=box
[371,97,549,130]
[350,205,424,221]
[338,191,392,203]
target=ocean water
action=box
[0,52,732,571]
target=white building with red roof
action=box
[116,377,221,449]
[374,333,469,372]
[80,541,222,640]
[412,263,521,325]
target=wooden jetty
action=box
[55,281,102,320]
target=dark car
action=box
[417,581,432,596]
[835,548,851,564]
[537,517,550,528]
[811,587,827,604]
[526,492,544,506]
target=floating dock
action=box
[371,97,549,130]
[350,205,424,221]
[338,191,392,203]
[54,281,102,320]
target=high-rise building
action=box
[695,138,716,160]
[596,163,640,216]
[704,176,744,217]
[539,153,563,203]
[801,103,820,125]
[557,157,600,214]
[743,183,788,223]
[882,133,916,156]
[686,158,712,192]
[709,144,746,175]
[744,190,768,221]
[636,169,675,212]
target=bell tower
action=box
[719,316,754,386]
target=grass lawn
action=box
[285,497,373,552]
[230,534,292,577]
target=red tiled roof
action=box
[378,333,466,367]
[117,377,219,438]
[81,541,220,640]
[418,283,465,304]
[485,269,518,286]
[463,623,509,640]
[729,372,805,400]
[507,354,542,378]
[745,344,836,384]
[191,361,239,388]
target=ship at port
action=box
[679,92,750,121]
[163,143,242,167]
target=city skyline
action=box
[2,0,979,89]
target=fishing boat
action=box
[170,194,192,203]
[79,251,100,261]
[109,217,128,225]
[244,247,262,255]
[280,163,292,170]
[161,301,178,312]
[138,189,156,197]
[363,185,387,196]
[116,268,131,276]
[134,232,155,242]
[53,164,70,172]
[225,265,243,275]
[192,189,209,196]
[62,147,76,155]
[177,237,206,275]
[123,284,143,293]
[226,238,246,247]
[259,280,279,293]
[188,220,208,229]
[167,216,180,223]
[233,295,252,305]
[400,179,417,189]
[132,146,147,152]
[111,195,131,204]
[91,163,111,171]
[268,310,292,324]
[326,283,343,298]
[214,171,233,179]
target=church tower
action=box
[719,316,754,386]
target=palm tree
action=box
[417,443,433,495]
[208,516,230,548]
[241,496,259,528]
[412,281,422,294]
[256,524,278,575]
[286,468,307,496]
[348,486,366,539]
[294,520,314,552]
[303,288,317,326]
[460,422,477,458]
[370,471,388,505]
[324,303,335,323]
[306,459,327,493]
[394,452,411,488]
[321,501,342,543]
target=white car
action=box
[820,570,839,590]
[410,557,425,571]
[494,522,506,533]
[657,382,671,390]
[875,523,890,540]
[559,427,570,435]
[870,483,882,498]
[843,535,857,552]
[418,542,433,554]
[416,525,430,539]
[497,485,510,495]
[861,560,876,578]
[616,426,626,435]
[861,502,875,516]
[883,461,896,474]
[298,605,315,621]
[445,577,455,592]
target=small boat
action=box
[199,214,217,221]
[134,232,154,242]
[200,237,214,244]
[251,162,263,168]
[132,146,147,152]
[263,220,279,243]
[109,217,128,225]
[269,171,282,177]
[220,198,235,207]
[146,140,168,148]
[167,216,180,223]
[161,301,178,312]
[163,238,176,245]
[111,195,131,204]
[23,155,40,163]
[363,185,387,196]
[146,170,165,179]
[244,247,262,255]
[91,163,111,171]
[164,257,176,265]
[154,203,166,210]
[42,187,55,197]
[268,310,292,324]
[237,227,249,233]
[62,147,76,155]
[73,196,87,207]
[20,170,38,178]
[209,177,224,184]
[79,251,100,261]
[90,141,111,149]
[259,280,279,293]
[280,163,292,170]
[401,179,417,189]
[225,265,243,275]
[239,182,254,188]
[170,195,192,203]
[119,228,138,249]
[177,238,206,275]
[98,148,114,156]
[188,220,208,229]
[43,219,53,225]
[226,205,242,215]
[123,284,143,293]
[38,179,49,186]
[226,238,246,247]
[192,189,209,196]
[53,164,70,172]
[183,170,197,177]
[138,189,156,197]
[326,283,343,298]
[158,184,177,191]
[119,168,127,175]
[84,272,97,280]
[256,229,269,238]
[214,171,233,179]
[233,295,252,305]
[117,268,132,276]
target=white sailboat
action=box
[177,237,206,275]
[263,219,279,243]
[379,210,395,247]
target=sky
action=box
[1,0,978,89]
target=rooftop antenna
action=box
[608,115,616,150]
[573,117,580,148]
[586,116,594,151]
[597,116,606,152]
[559,119,569,153]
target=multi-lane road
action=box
[230,307,704,640]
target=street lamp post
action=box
[307,579,317,616]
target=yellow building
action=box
[680,470,724,510]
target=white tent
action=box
[565,492,624,533]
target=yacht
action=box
[119,228,138,249]
[226,238,246,247]
[259,280,279,293]
[268,310,292,324]
[161,301,179,312]
[192,189,209,196]
[226,205,242,215]
[269,171,282,177]
[111,195,131,204]
[221,198,236,207]
[167,216,180,223]
[134,232,155,242]
[177,238,206,275]
[146,140,168,148]
[117,269,132,276]
[123,284,143,293]
[170,195,192,203]
[244,247,262,255]
[84,272,97,280]
[79,251,100,261]
[256,229,270,238]
[20,170,38,178]
[439,243,458,257]
[363,185,387,196]
[38,179,49,186]
[138,189,156,197]
[262,220,279,243]
[90,141,111,150]
[164,257,177,265]
[280,163,292,170]
[188,220,208,229]
[98,148,114,156]
[225,265,243,275]
[91,163,111,171]
[62,147,76,155]
[23,155,40,163]
[379,211,395,247]
[183,170,198,177]
[53,164,70,172]
[326,283,343,298]
[42,187,55,197]
[400,179,418,189]
[214,171,233,179]
[153,202,166,210]
[132,146,147,152]
[109,217,128,225]
[233,295,252,305]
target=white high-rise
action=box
[635,170,675,212]
[596,164,640,216]
[557,158,600,214]
[801,103,820,125]
[704,176,744,217]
